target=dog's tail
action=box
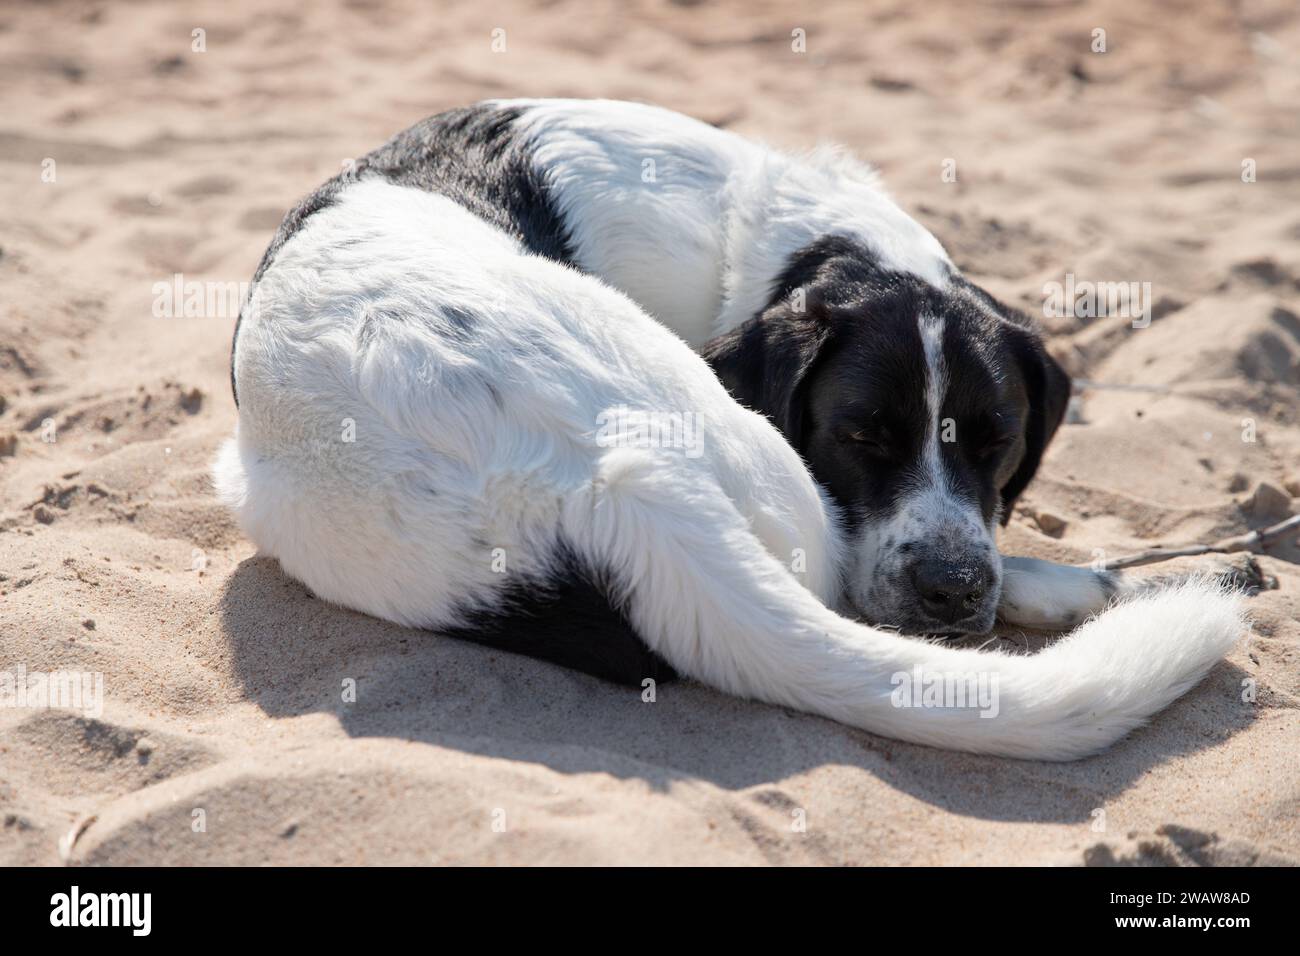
[568,450,1244,760]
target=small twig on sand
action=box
[1097,514,1300,571]
[1071,377,1179,395]
[58,813,97,863]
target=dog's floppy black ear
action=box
[999,333,1071,522]
[701,295,836,452]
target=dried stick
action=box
[1096,514,1300,571]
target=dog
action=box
[217,99,1243,759]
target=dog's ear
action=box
[702,295,836,451]
[999,332,1071,522]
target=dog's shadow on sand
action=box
[219,556,1259,825]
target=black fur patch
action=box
[231,103,575,405]
[357,105,577,264]
[440,549,677,687]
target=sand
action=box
[2,0,1298,866]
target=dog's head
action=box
[704,237,1070,635]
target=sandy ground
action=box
[2,0,1299,866]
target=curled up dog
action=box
[215,99,1247,760]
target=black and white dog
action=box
[217,99,1242,759]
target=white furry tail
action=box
[567,453,1245,761]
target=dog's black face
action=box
[704,237,1070,635]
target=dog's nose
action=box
[910,559,987,625]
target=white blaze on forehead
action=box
[918,313,948,493]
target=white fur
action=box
[216,179,1244,761]
[501,98,954,344]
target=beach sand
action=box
[1,0,1298,865]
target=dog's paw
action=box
[1116,555,1275,606]
[1207,555,1275,596]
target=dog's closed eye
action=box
[837,423,898,459]
[975,433,1016,461]
[965,414,1020,461]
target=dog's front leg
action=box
[997,556,1119,629]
